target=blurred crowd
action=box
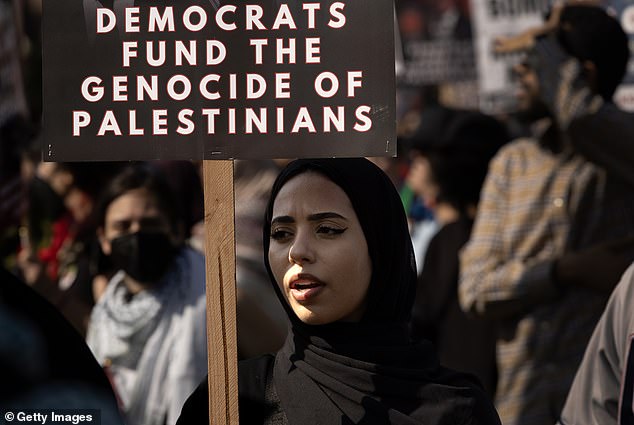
[2,0,634,425]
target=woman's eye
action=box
[316,226,347,236]
[271,229,293,241]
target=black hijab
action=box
[264,158,500,425]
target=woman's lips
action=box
[289,274,325,302]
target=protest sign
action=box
[43,0,395,161]
[471,0,551,113]
[395,0,479,109]
[43,2,396,424]
[472,0,634,113]
[396,0,476,86]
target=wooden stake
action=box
[203,160,239,425]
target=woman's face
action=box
[99,188,172,255]
[268,172,372,325]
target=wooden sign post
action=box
[203,160,239,424]
[42,2,396,424]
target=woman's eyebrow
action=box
[271,216,295,226]
[308,212,347,221]
[271,212,347,225]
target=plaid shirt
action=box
[459,132,634,425]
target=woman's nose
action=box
[288,231,315,265]
[129,221,141,234]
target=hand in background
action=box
[555,237,634,293]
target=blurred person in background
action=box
[557,262,634,425]
[459,5,634,424]
[551,5,634,416]
[87,164,207,425]
[0,115,35,269]
[401,107,456,274]
[0,0,29,124]
[18,161,75,286]
[187,160,288,361]
[407,107,508,398]
[152,161,204,242]
[232,160,288,360]
[0,266,125,425]
[16,157,123,336]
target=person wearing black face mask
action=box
[86,164,208,425]
[108,230,177,285]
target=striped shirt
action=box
[459,134,634,425]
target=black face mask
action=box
[109,231,177,284]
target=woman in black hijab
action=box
[178,158,500,424]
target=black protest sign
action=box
[42,0,396,161]
[395,0,477,87]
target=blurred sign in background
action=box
[396,0,634,115]
[470,0,550,113]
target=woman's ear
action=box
[98,227,111,255]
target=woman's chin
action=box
[293,307,330,326]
